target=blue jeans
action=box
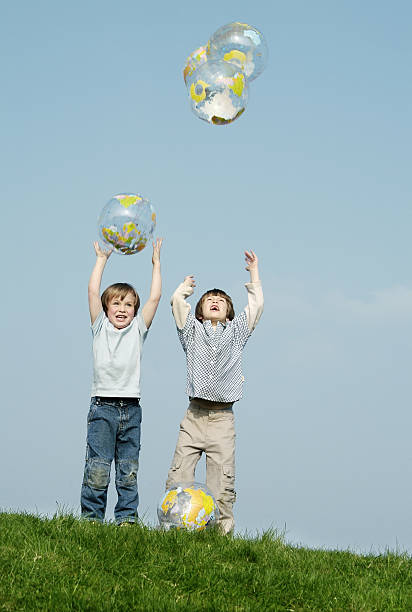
[81,396,142,524]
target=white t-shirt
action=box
[91,310,148,398]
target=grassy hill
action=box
[0,513,411,611]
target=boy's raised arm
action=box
[171,275,196,330]
[142,238,163,329]
[244,250,264,331]
[88,242,112,324]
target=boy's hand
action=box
[94,241,112,259]
[183,275,196,288]
[245,250,258,271]
[152,238,163,265]
[245,250,260,283]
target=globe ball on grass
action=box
[158,482,219,531]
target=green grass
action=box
[0,513,411,611]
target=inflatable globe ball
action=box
[185,60,248,125]
[183,45,208,84]
[207,22,268,82]
[98,193,156,256]
[158,482,219,531]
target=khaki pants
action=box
[166,398,236,534]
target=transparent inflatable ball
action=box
[98,193,156,256]
[207,22,268,82]
[186,60,248,125]
[158,482,219,531]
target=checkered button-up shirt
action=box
[172,281,263,402]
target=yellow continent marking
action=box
[229,73,245,97]
[181,488,215,529]
[123,222,137,234]
[223,49,247,68]
[118,195,142,208]
[190,79,209,103]
[198,490,215,516]
[161,490,178,514]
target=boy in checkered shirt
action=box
[166,250,263,533]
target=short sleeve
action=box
[177,312,196,352]
[232,310,252,349]
[137,313,149,344]
[91,309,105,336]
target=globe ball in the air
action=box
[207,22,268,82]
[186,60,248,125]
[183,45,208,84]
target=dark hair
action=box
[101,283,140,316]
[195,289,235,322]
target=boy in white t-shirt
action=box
[81,239,162,525]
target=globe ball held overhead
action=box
[186,60,248,125]
[98,194,156,256]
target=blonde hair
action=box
[101,283,140,316]
[195,289,235,322]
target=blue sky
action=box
[1,0,412,553]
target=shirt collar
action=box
[203,319,227,331]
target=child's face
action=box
[107,292,136,329]
[201,294,229,326]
